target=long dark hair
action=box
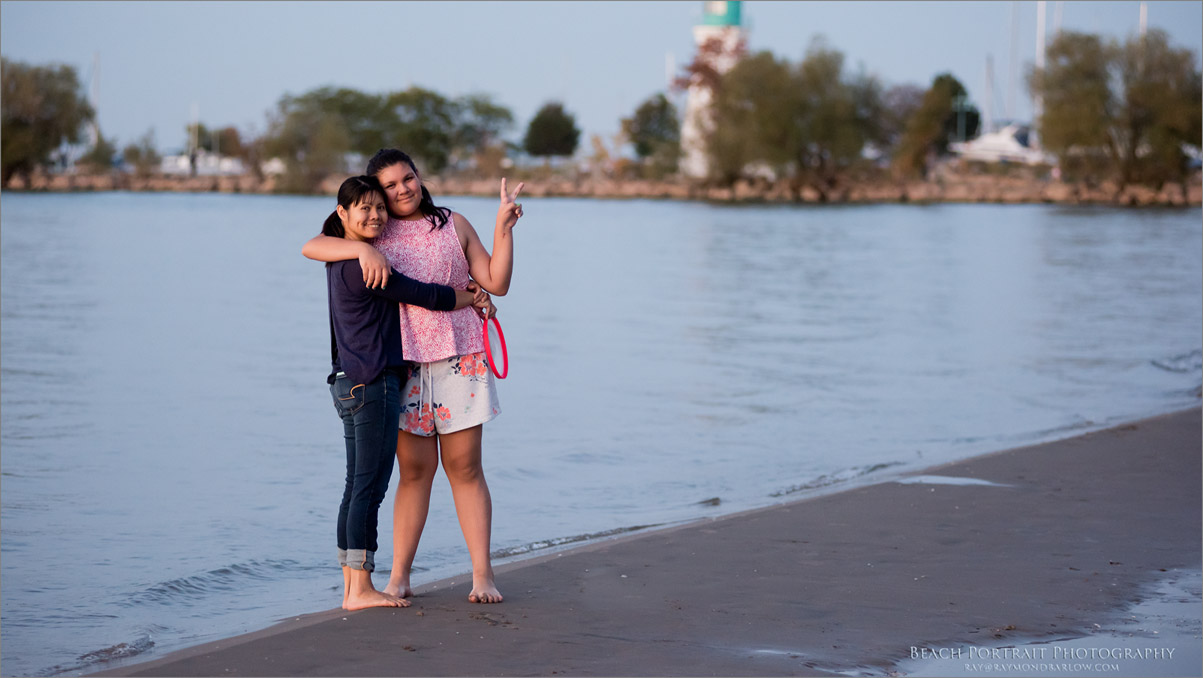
[365,148,450,231]
[322,175,386,239]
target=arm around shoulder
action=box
[302,234,367,262]
[371,268,462,312]
[303,235,390,289]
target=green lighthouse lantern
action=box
[701,1,741,26]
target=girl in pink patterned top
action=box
[303,148,522,605]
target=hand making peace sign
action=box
[497,177,525,230]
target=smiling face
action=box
[337,190,388,242]
[374,161,424,220]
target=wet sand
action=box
[96,408,1201,677]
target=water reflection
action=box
[0,194,1199,676]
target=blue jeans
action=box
[330,370,402,571]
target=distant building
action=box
[260,157,287,177]
[160,149,246,176]
[679,1,746,179]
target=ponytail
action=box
[322,210,345,238]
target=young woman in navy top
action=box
[321,175,490,610]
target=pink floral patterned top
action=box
[374,213,484,363]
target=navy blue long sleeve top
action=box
[327,259,457,385]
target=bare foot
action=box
[344,588,410,610]
[344,567,409,610]
[383,579,413,599]
[468,576,503,604]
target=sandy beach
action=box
[94,407,1201,677]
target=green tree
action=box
[262,93,352,193]
[185,122,212,152]
[386,87,457,172]
[791,42,886,196]
[523,102,580,159]
[1027,32,1113,182]
[880,84,926,153]
[707,41,884,197]
[270,87,391,158]
[185,122,244,156]
[77,133,117,172]
[710,51,795,183]
[1031,29,1201,187]
[621,93,681,178]
[318,87,393,156]
[1118,30,1201,187]
[260,84,517,181]
[214,126,245,158]
[893,73,978,178]
[1,57,95,182]
[241,127,266,180]
[451,93,514,170]
[122,129,161,176]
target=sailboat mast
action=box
[88,51,100,148]
[1007,1,1018,123]
[983,54,994,135]
[1034,0,1046,131]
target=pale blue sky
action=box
[2,1,1200,155]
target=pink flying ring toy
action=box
[482,315,508,379]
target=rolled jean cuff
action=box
[344,548,374,571]
[337,548,347,568]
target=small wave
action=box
[0,366,58,378]
[40,633,155,676]
[491,524,663,559]
[1151,349,1203,374]
[994,416,1100,446]
[770,462,904,498]
[78,635,155,663]
[123,558,301,607]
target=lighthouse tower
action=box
[680,1,745,179]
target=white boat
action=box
[950,124,1054,165]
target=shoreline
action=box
[93,406,1202,677]
[5,171,1201,207]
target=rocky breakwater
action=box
[5,170,1200,207]
[429,173,1201,207]
[4,170,272,194]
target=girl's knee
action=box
[397,456,438,483]
[442,457,484,484]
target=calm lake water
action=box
[1,192,1200,676]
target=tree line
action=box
[1,57,583,190]
[2,27,1199,193]
[684,29,1197,195]
[1029,29,1201,188]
